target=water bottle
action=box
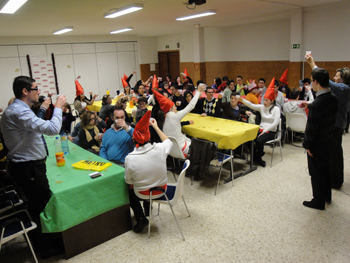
[54,136,65,167]
[61,133,69,154]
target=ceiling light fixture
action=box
[104,3,143,18]
[53,27,74,35]
[110,28,133,34]
[0,0,28,14]
[176,10,216,21]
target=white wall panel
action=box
[117,52,136,89]
[0,58,21,109]
[0,46,19,58]
[117,42,134,52]
[96,52,119,96]
[73,54,99,97]
[53,54,76,103]
[72,43,95,54]
[134,51,140,84]
[47,44,72,55]
[18,45,47,57]
[95,43,117,53]
[19,56,30,76]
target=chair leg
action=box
[20,221,38,263]
[172,157,176,168]
[181,196,191,217]
[177,159,181,167]
[163,194,185,241]
[270,143,275,168]
[0,227,5,252]
[215,153,226,195]
[291,130,294,145]
[148,196,153,239]
[230,150,234,188]
[280,142,283,161]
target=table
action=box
[41,136,131,258]
[181,113,260,192]
[87,100,152,115]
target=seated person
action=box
[99,108,134,167]
[78,111,103,155]
[74,81,97,114]
[215,76,229,93]
[124,111,173,233]
[283,88,309,119]
[212,77,222,91]
[260,79,284,110]
[156,84,204,158]
[99,94,115,121]
[218,92,244,121]
[60,102,76,134]
[196,86,221,117]
[245,81,260,104]
[135,97,148,123]
[278,69,290,98]
[135,84,149,99]
[235,75,247,95]
[177,90,198,113]
[169,84,182,103]
[240,78,280,167]
[115,97,134,124]
[222,80,235,103]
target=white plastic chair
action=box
[265,118,283,167]
[148,160,191,241]
[0,209,38,263]
[285,112,306,147]
[70,109,80,134]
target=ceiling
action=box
[0,0,344,37]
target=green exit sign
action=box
[291,44,300,49]
[166,45,169,48]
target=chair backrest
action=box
[266,118,282,144]
[167,136,186,159]
[171,160,190,205]
[285,112,306,133]
[70,109,81,134]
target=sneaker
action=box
[133,218,149,233]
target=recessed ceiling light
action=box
[0,0,28,14]
[104,3,143,18]
[110,28,133,34]
[53,27,74,35]
[176,10,216,21]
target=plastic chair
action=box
[265,118,283,167]
[148,160,191,241]
[167,136,188,176]
[70,109,80,134]
[285,112,306,147]
[0,209,38,263]
[212,151,234,195]
[0,190,24,214]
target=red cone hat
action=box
[183,68,189,79]
[121,78,129,88]
[152,74,159,89]
[133,111,151,147]
[279,69,288,84]
[123,74,128,81]
[153,90,174,113]
[264,78,276,101]
[75,80,84,97]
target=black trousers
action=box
[329,127,344,189]
[254,131,276,160]
[8,160,52,250]
[307,146,332,207]
[128,188,150,222]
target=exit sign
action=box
[291,44,300,49]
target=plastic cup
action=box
[129,100,134,108]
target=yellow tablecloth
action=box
[87,100,152,116]
[181,113,260,150]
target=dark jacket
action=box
[196,97,221,117]
[217,98,244,121]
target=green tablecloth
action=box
[40,136,129,233]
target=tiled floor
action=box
[2,134,350,262]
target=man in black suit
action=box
[302,67,338,210]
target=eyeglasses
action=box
[28,88,39,92]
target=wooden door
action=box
[158,51,180,82]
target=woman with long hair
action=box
[78,111,103,155]
[240,78,280,167]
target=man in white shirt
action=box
[124,111,173,233]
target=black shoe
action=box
[40,244,65,259]
[133,218,149,233]
[255,159,266,167]
[302,200,325,210]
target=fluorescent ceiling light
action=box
[53,27,74,35]
[176,10,216,21]
[110,28,133,34]
[0,0,28,14]
[104,3,143,18]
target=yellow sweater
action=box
[246,93,260,104]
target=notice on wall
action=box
[31,56,57,97]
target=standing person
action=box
[302,68,338,210]
[124,111,173,233]
[240,78,281,167]
[0,76,67,258]
[305,55,350,189]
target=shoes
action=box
[302,200,325,210]
[133,218,149,233]
[255,159,266,167]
